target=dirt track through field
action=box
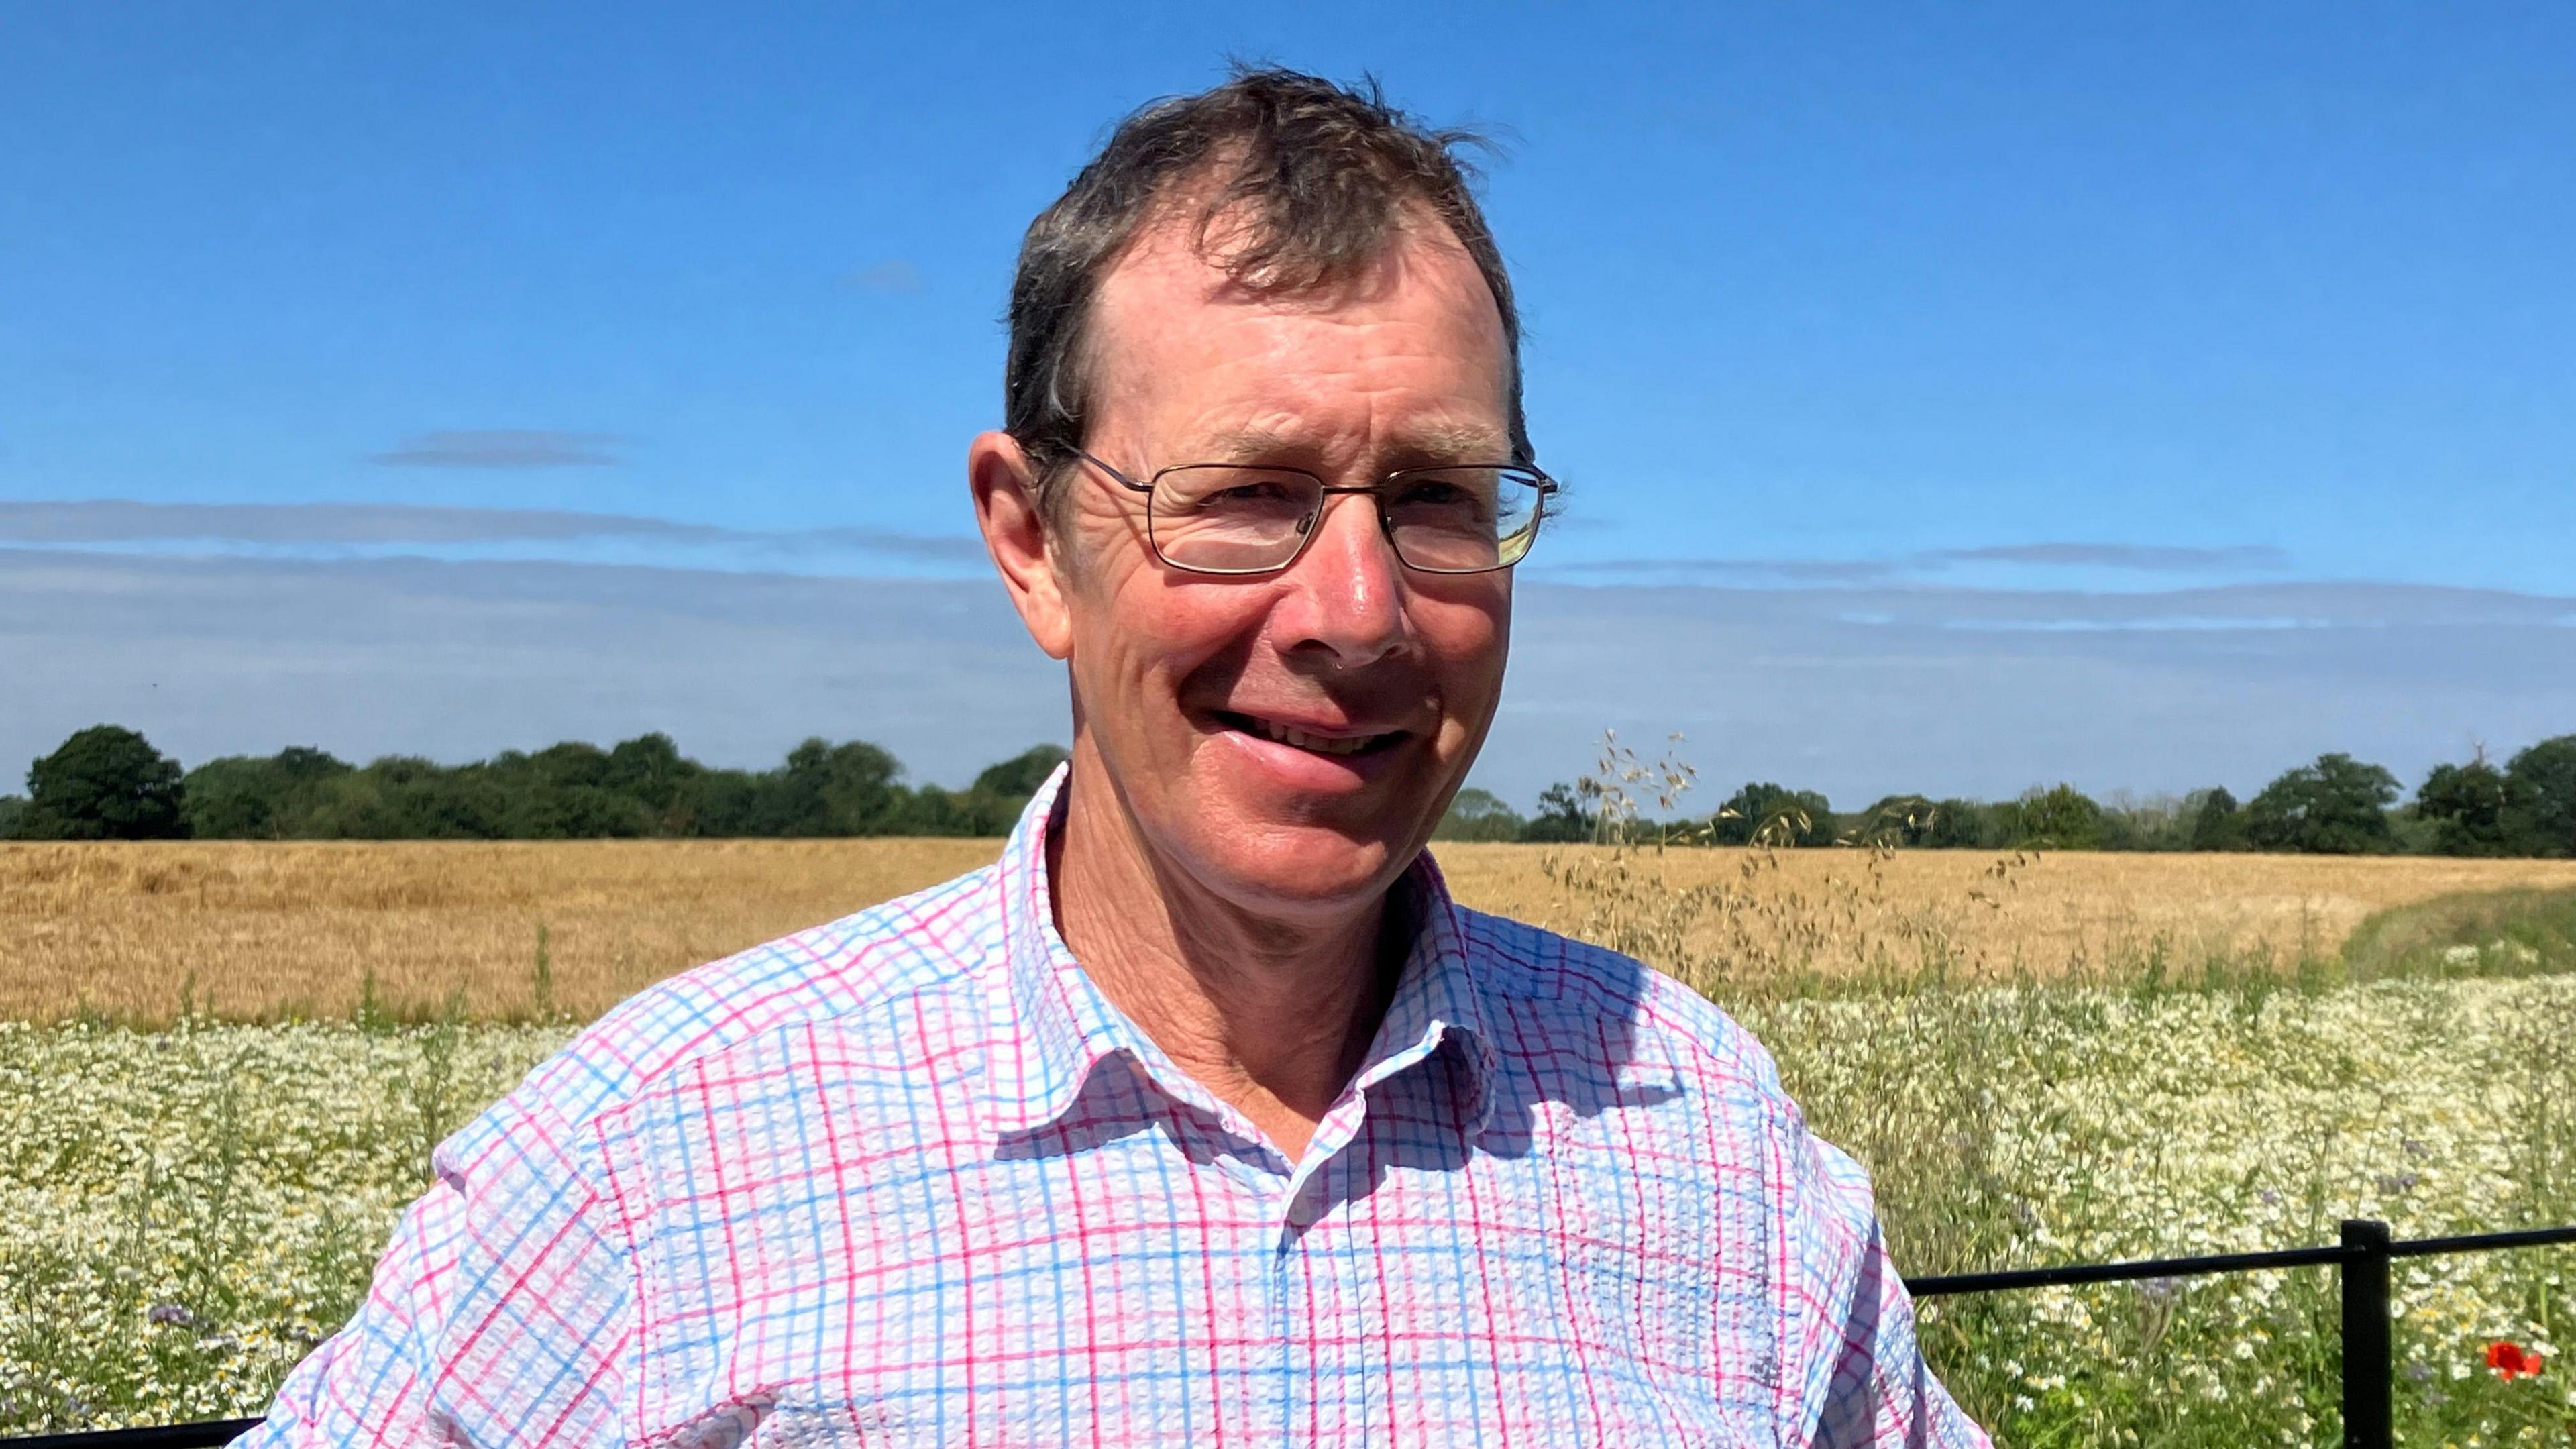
[7,838,2575,1023]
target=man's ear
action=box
[968,431,1074,660]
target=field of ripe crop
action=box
[6,837,2576,1023]
[0,837,998,1025]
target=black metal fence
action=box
[10,1218,2573,1449]
[1904,1220,2576,1449]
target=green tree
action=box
[2416,757,2517,856]
[23,725,189,840]
[1434,786,1527,842]
[758,738,906,836]
[523,741,612,790]
[1709,782,1835,847]
[0,794,26,838]
[305,756,509,839]
[270,745,356,831]
[1923,798,1998,849]
[22,724,190,840]
[676,767,769,837]
[2008,784,2103,849]
[1848,794,1941,847]
[815,739,907,835]
[890,784,986,836]
[2503,734,2576,857]
[509,782,653,839]
[182,746,353,838]
[971,744,1071,801]
[478,742,651,838]
[179,755,282,838]
[2187,786,2244,851]
[2243,753,2399,854]
[602,733,699,817]
[1521,782,1591,843]
[2094,792,2192,851]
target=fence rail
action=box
[1909,1220,2576,1449]
[11,1219,2573,1449]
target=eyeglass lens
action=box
[1146,466,1544,574]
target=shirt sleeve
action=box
[1793,1134,1992,1449]
[235,1091,637,1448]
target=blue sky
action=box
[4,4,2571,804]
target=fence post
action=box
[2341,1218,2392,1449]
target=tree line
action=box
[1435,735,2576,857]
[7,722,2571,856]
[0,724,1069,841]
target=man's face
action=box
[1055,214,1515,919]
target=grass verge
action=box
[2341,885,2576,981]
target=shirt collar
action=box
[1353,851,1500,1136]
[981,763,1497,1146]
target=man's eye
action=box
[1214,482,1292,504]
[1193,476,1309,511]
[1393,480,1493,517]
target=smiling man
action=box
[248,69,1985,1447]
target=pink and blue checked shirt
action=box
[248,769,1986,1447]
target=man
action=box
[249,69,1986,1446]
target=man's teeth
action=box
[1249,718,1379,756]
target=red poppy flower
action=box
[2487,1340,2544,1381]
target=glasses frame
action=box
[1065,447,1558,577]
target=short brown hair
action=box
[1004,66,1527,508]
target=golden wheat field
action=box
[9,837,2576,1024]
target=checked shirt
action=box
[246,767,1987,1447]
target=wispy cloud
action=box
[0,547,1061,790]
[802,526,987,564]
[15,501,2288,593]
[1923,542,2292,573]
[840,260,924,294]
[0,500,688,545]
[7,548,2570,810]
[0,500,987,570]
[1552,557,1901,584]
[1551,539,2292,585]
[368,430,621,468]
[1943,614,2343,633]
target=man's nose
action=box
[1277,492,1406,665]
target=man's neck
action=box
[1047,765,1404,1165]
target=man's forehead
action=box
[1196,421,1513,465]
[1083,214,1513,450]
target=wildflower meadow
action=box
[3,828,2573,1444]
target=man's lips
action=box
[1208,710,1411,759]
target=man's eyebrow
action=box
[1389,422,1513,462]
[1201,427,1301,464]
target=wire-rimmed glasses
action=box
[1067,448,1556,576]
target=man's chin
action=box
[1180,816,1418,917]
